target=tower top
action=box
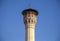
[22,8,38,16]
[22,3,38,16]
[29,3,32,9]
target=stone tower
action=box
[22,8,38,41]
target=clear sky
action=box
[0,0,60,41]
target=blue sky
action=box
[0,0,60,41]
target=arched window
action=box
[28,19,30,23]
[32,19,33,23]
[27,11,30,17]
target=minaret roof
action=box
[22,8,38,16]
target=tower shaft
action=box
[26,27,35,41]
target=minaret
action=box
[22,7,38,41]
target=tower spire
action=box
[29,2,32,9]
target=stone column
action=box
[25,24,35,41]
